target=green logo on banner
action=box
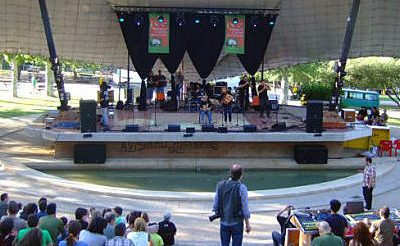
[149,13,170,54]
[224,15,245,54]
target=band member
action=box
[175,71,184,101]
[99,81,111,131]
[220,87,233,124]
[200,95,213,124]
[238,74,250,111]
[146,71,156,105]
[155,70,167,101]
[258,80,271,118]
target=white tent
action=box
[1,0,399,81]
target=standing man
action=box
[362,157,376,210]
[258,80,271,118]
[99,81,110,131]
[238,75,250,112]
[0,193,9,217]
[325,199,348,239]
[212,164,251,246]
[220,87,233,125]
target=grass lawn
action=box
[388,117,400,127]
[0,97,79,119]
[380,95,393,102]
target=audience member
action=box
[19,202,38,221]
[363,157,376,210]
[15,214,53,246]
[38,203,64,244]
[271,205,295,246]
[17,227,43,246]
[125,211,142,236]
[0,217,14,246]
[0,193,9,217]
[103,212,116,240]
[380,108,389,124]
[370,206,395,246]
[102,209,112,218]
[75,208,89,230]
[158,212,176,246]
[79,217,107,245]
[0,201,27,231]
[141,212,163,246]
[311,221,343,246]
[57,216,69,242]
[105,223,133,246]
[325,199,348,238]
[37,198,48,219]
[349,222,375,246]
[114,207,126,225]
[126,217,150,246]
[59,220,88,246]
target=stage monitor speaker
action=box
[74,144,106,164]
[162,100,178,111]
[294,145,328,164]
[80,100,97,133]
[167,124,181,132]
[125,124,139,132]
[270,122,287,132]
[202,124,215,132]
[343,201,364,214]
[306,100,323,133]
[186,127,195,133]
[243,125,257,132]
[217,126,228,133]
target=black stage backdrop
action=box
[186,13,225,81]
[118,12,157,110]
[238,14,278,76]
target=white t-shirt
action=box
[79,230,107,246]
[126,231,149,246]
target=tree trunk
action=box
[17,64,22,81]
[73,69,77,79]
[45,62,55,97]
[281,68,289,105]
[11,58,18,97]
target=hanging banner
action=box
[224,15,245,54]
[149,13,170,54]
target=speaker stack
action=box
[306,100,323,133]
[80,100,97,133]
[294,145,328,164]
[74,144,106,164]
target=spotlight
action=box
[158,16,164,23]
[232,18,238,25]
[135,15,144,26]
[195,18,200,24]
[118,16,125,23]
[269,21,275,26]
[250,16,259,28]
[210,15,219,27]
[176,13,185,27]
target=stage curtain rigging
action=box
[186,13,225,80]
[238,14,278,76]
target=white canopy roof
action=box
[1,0,399,81]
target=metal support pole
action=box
[38,0,69,111]
[329,0,361,111]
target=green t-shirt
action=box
[150,233,164,246]
[17,227,53,246]
[39,215,64,243]
[312,233,343,246]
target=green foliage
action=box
[301,82,332,101]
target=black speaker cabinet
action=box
[217,126,228,133]
[294,145,328,164]
[80,100,97,133]
[167,124,181,132]
[125,124,139,132]
[202,124,215,132]
[186,127,195,133]
[306,100,323,133]
[74,144,106,164]
[243,125,257,132]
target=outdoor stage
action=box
[32,105,373,162]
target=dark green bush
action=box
[301,82,332,101]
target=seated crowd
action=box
[272,200,400,246]
[0,193,177,246]
[356,107,388,126]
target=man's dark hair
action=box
[60,216,68,226]
[68,220,82,237]
[230,164,243,181]
[366,157,372,163]
[88,217,107,234]
[380,206,390,219]
[114,223,126,237]
[0,218,14,235]
[114,206,123,216]
[38,198,47,212]
[104,212,115,224]
[8,201,19,215]
[102,208,112,218]
[0,193,8,202]
[46,203,56,215]
[330,199,341,213]
[27,214,39,228]
[75,207,88,220]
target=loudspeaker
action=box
[217,126,228,133]
[343,201,364,214]
[294,145,328,164]
[202,124,215,132]
[74,144,106,164]
[167,124,181,132]
[243,125,257,132]
[162,100,178,111]
[80,100,97,133]
[186,127,195,133]
[125,124,139,132]
[306,100,323,133]
[270,122,286,132]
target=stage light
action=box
[176,13,185,27]
[269,21,275,26]
[135,16,144,26]
[232,18,238,25]
[210,15,219,27]
[158,16,164,23]
[250,16,259,28]
[195,18,200,24]
[118,17,125,23]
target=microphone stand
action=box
[154,99,158,126]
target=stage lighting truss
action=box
[210,15,219,27]
[176,13,185,27]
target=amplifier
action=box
[294,145,328,164]
[167,125,181,132]
[186,127,196,133]
[202,124,215,132]
[243,125,257,132]
[125,124,139,132]
[217,126,228,133]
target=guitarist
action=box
[220,87,233,124]
[238,74,250,112]
[199,95,213,124]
